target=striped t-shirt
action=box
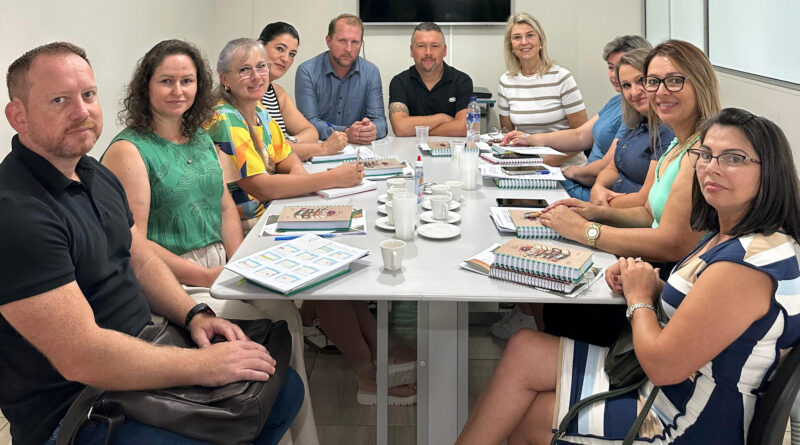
[261,84,287,135]
[497,65,585,134]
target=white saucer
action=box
[416,223,461,240]
[421,199,460,211]
[375,216,395,231]
[377,193,388,204]
[377,204,387,215]
[419,210,461,224]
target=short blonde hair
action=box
[503,13,552,77]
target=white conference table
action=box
[210,136,623,445]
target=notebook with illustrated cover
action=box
[480,152,543,166]
[419,141,452,157]
[276,205,353,231]
[344,157,405,177]
[507,209,561,239]
[310,145,373,163]
[480,164,563,189]
[489,239,593,292]
[262,208,366,237]
[225,234,370,295]
[314,179,377,199]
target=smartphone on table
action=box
[501,165,549,175]
[495,198,550,208]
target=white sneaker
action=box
[490,306,538,340]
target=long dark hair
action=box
[119,39,215,138]
[690,107,800,241]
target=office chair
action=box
[748,345,800,444]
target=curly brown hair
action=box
[119,39,214,138]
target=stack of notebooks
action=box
[490,239,594,293]
[491,145,565,157]
[225,234,369,295]
[344,157,406,178]
[490,207,561,239]
[276,205,353,231]
[479,164,563,189]
[314,179,377,199]
[419,141,488,157]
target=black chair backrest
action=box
[748,345,800,445]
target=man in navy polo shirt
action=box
[388,22,473,137]
[0,42,301,445]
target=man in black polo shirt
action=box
[388,22,473,137]
[0,42,301,445]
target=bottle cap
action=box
[417,155,422,161]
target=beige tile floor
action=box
[0,321,794,445]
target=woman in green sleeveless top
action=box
[539,40,720,263]
[101,40,320,445]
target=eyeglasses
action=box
[641,75,687,92]
[237,62,271,79]
[687,149,761,170]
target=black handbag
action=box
[56,318,291,445]
[604,299,668,387]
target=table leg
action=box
[377,300,388,445]
[418,301,468,444]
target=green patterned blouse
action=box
[107,128,224,255]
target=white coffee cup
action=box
[385,200,395,226]
[459,149,480,190]
[444,180,463,201]
[415,126,429,145]
[430,194,451,220]
[386,186,405,202]
[430,184,451,198]
[380,239,406,271]
[387,178,408,193]
[392,191,417,241]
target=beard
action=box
[27,118,102,159]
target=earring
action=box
[224,86,231,92]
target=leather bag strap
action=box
[55,386,116,445]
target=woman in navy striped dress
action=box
[457,108,800,444]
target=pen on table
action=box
[275,234,336,241]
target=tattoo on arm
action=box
[389,102,409,115]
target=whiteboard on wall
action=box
[708,0,800,85]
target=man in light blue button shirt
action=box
[295,13,387,145]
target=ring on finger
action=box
[634,257,643,263]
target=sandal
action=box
[356,383,417,406]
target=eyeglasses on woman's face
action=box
[641,75,687,92]
[687,148,761,171]
[237,61,271,79]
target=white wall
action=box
[0,0,215,159]
[5,0,800,171]
[238,0,644,133]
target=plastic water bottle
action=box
[466,96,481,150]
[414,155,424,203]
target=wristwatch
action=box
[184,303,216,328]
[586,222,601,248]
[626,303,656,322]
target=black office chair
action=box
[748,345,800,445]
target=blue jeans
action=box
[45,368,304,445]
[562,178,591,201]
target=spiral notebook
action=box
[507,210,561,239]
[343,157,405,177]
[489,239,593,292]
[276,205,353,231]
[419,141,452,157]
[480,152,543,166]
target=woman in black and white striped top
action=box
[258,22,348,160]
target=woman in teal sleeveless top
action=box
[101,40,321,445]
[539,40,720,263]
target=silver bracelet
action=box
[625,303,656,322]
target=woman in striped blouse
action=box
[497,12,588,167]
[258,22,348,160]
[458,107,800,445]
